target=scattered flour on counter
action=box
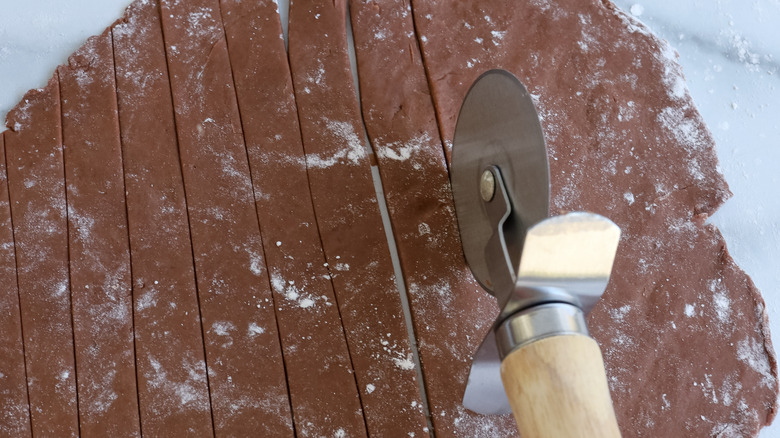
[684,303,696,317]
[366,383,375,394]
[720,28,763,72]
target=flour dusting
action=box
[304,119,367,168]
[709,279,731,325]
[145,354,210,413]
[375,133,433,162]
[248,322,265,337]
[269,269,328,310]
[736,337,776,388]
[609,305,631,323]
[211,321,236,348]
[392,354,415,371]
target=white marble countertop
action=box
[1,0,778,435]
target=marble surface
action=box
[1,0,778,435]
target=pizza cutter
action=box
[451,70,622,437]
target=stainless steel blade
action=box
[451,70,549,293]
[462,330,511,415]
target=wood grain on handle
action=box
[500,334,621,438]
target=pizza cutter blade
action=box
[451,70,549,299]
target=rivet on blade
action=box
[480,168,496,202]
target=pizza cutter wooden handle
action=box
[500,334,622,438]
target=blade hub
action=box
[479,169,496,202]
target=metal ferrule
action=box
[495,302,589,359]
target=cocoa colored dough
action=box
[0,132,30,437]
[113,1,213,434]
[58,29,140,436]
[349,0,516,435]
[4,76,78,437]
[159,0,293,434]
[288,0,429,435]
[1,0,777,435]
[410,0,778,435]
[220,0,366,434]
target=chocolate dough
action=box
[0,131,30,437]
[349,0,516,435]
[410,0,778,435]
[1,0,776,435]
[113,1,213,434]
[58,29,140,436]
[4,76,78,437]
[220,0,365,433]
[159,0,293,433]
[288,0,428,435]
